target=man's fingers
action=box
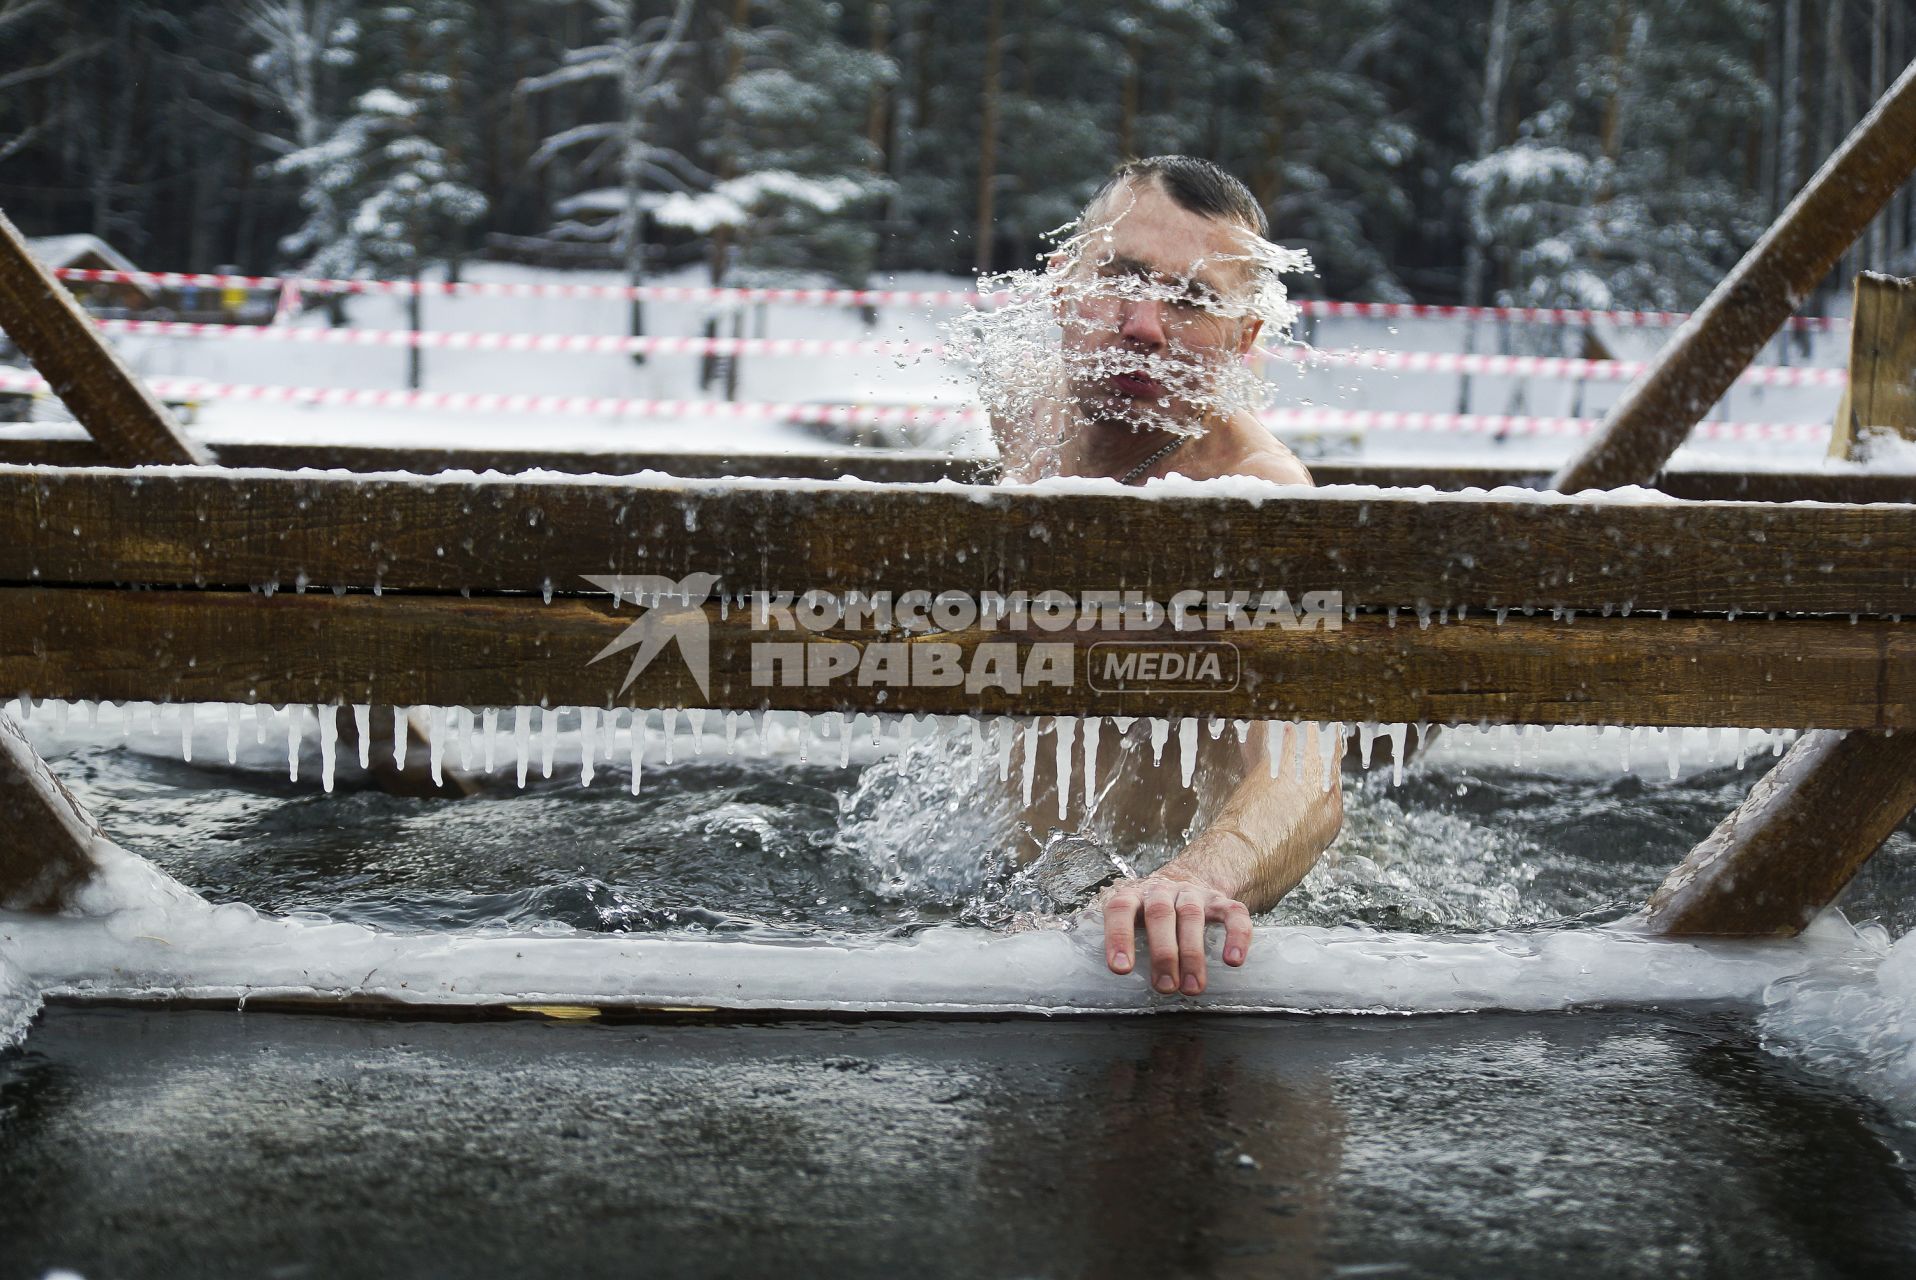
[1141,887,1180,994]
[1103,888,1139,974]
[1217,898,1254,967]
[1176,889,1208,994]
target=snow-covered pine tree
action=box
[518,0,699,342]
[1454,0,1770,317]
[658,0,890,287]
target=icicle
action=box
[1054,716,1078,819]
[1621,725,1634,774]
[1266,721,1287,778]
[628,709,645,794]
[798,712,811,764]
[482,707,498,773]
[514,707,531,788]
[145,702,160,737]
[1206,717,1225,740]
[897,714,916,754]
[319,706,338,793]
[1735,727,1752,770]
[725,712,740,755]
[51,700,68,732]
[1665,727,1681,780]
[1149,717,1170,766]
[1020,718,1041,808]
[1772,729,1786,757]
[430,705,449,786]
[839,711,853,767]
[687,709,707,754]
[255,701,271,745]
[1414,721,1430,753]
[1388,722,1409,785]
[601,705,618,766]
[179,704,194,762]
[1290,720,1312,782]
[994,717,1014,782]
[1112,716,1136,734]
[579,706,599,786]
[87,700,100,729]
[354,705,372,769]
[540,706,558,777]
[1232,719,1250,743]
[226,704,241,764]
[393,706,409,769]
[1317,722,1342,792]
[11,692,29,720]
[451,707,471,771]
[661,707,678,763]
[1178,717,1198,789]
[1358,722,1379,769]
[285,705,302,782]
[1705,726,1722,764]
[462,706,481,770]
[1081,716,1101,808]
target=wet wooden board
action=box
[3,466,1916,615]
[4,586,1912,728]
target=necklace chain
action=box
[1118,435,1188,485]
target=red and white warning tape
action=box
[92,317,1850,388]
[55,266,1847,332]
[0,367,1831,443]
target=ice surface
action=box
[0,846,1880,1019]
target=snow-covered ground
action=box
[3,260,1857,471]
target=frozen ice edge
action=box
[0,849,1871,1023]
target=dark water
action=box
[4,1008,1915,1279]
[39,731,1916,941]
[11,727,1916,1277]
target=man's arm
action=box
[1098,722,1343,995]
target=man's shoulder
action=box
[1215,417,1314,486]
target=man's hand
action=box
[1095,862,1253,996]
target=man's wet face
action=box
[1055,181,1261,433]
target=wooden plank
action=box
[1651,270,1916,937]
[1829,271,1916,460]
[0,710,107,911]
[4,466,1916,615]
[2,438,1908,504]
[0,435,989,483]
[0,210,210,466]
[4,587,1913,727]
[1644,728,1916,934]
[1551,58,1916,492]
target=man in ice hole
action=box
[990,156,1344,997]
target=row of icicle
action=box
[9,694,1798,806]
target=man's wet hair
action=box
[1084,155,1269,239]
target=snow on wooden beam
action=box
[0,210,210,467]
[1552,58,1916,493]
[4,587,1912,728]
[0,439,1910,505]
[3,466,1916,616]
[0,710,105,911]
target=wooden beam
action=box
[4,467,1916,616]
[1829,271,1916,460]
[2,438,1908,504]
[0,710,108,910]
[1650,270,1916,937]
[1551,58,1916,492]
[4,587,1913,727]
[0,209,210,466]
[1644,728,1916,934]
[0,435,991,483]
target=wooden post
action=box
[1649,273,1916,935]
[1828,272,1916,460]
[0,208,211,466]
[1645,730,1916,935]
[0,711,107,911]
[1550,57,1916,493]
